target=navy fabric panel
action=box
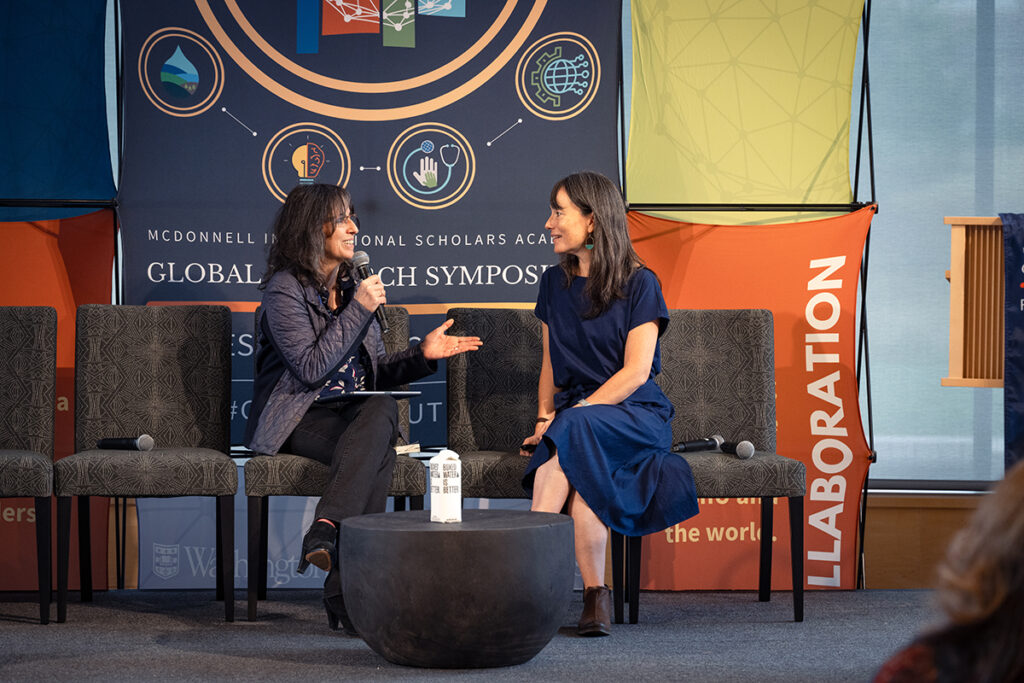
[0,1,115,221]
[117,1,622,446]
[1001,213,1024,470]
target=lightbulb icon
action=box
[291,142,325,183]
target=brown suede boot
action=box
[577,585,612,637]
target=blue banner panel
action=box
[135,463,545,590]
[1003,213,1024,470]
[137,462,327,589]
[117,0,621,446]
[0,1,115,221]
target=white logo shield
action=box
[153,543,179,580]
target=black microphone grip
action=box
[672,437,718,453]
[96,434,154,451]
[353,252,389,333]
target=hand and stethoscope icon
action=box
[404,139,462,195]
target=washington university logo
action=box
[153,543,180,580]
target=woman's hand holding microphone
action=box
[354,274,387,312]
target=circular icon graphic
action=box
[138,27,225,117]
[387,123,475,210]
[195,0,547,120]
[515,32,600,121]
[262,123,351,202]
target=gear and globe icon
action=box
[516,32,600,121]
[533,49,591,106]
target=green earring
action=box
[585,234,595,250]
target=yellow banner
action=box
[627,0,864,224]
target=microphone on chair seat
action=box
[672,437,719,453]
[97,434,154,451]
[711,435,755,459]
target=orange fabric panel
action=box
[0,211,114,590]
[630,206,874,589]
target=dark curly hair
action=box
[260,183,352,291]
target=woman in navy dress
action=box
[520,171,699,637]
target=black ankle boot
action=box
[323,595,359,636]
[298,520,337,574]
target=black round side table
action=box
[340,509,574,668]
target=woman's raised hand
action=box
[421,318,483,360]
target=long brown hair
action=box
[922,459,1024,680]
[260,183,351,290]
[551,171,644,318]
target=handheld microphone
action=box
[352,251,389,333]
[96,434,154,451]
[672,437,719,453]
[720,439,756,459]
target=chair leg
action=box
[56,497,71,623]
[759,496,774,602]
[77,496,92,602]
[610,530,624,624]
[247,496,262,621]
[627,535,641,624]
[113,497,127,591]
[34,497,51,625]
[258,501,268,600]
[217,495,234,622]
[410,495,424,511]
[215,499,224,601]
[789,496,804,622]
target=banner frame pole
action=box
[853,0,875,591]
[617,0,627,200]
[626,202,871,213]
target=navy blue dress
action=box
[522,266,699,536]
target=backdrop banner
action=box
[627,0,863,225]
[1002,213,1024,470]
[0,212,115,590]
[116,1,620,588]
[629,206,874,589]
[117,0,621,447]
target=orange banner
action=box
[0,211,115,590]
[630,206,875,590]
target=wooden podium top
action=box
[944,216,1002,225]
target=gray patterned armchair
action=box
[446,307,806,623]
[54,305,237,622]
[0,306,57,624]
[243,305,427,621]
[445,308,538,500]
[615,308,806,623]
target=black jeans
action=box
[284,394,399,599]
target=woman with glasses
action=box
[245,183,481,634]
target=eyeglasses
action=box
[333,211,357,225]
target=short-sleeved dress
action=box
[522,266,699,536]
